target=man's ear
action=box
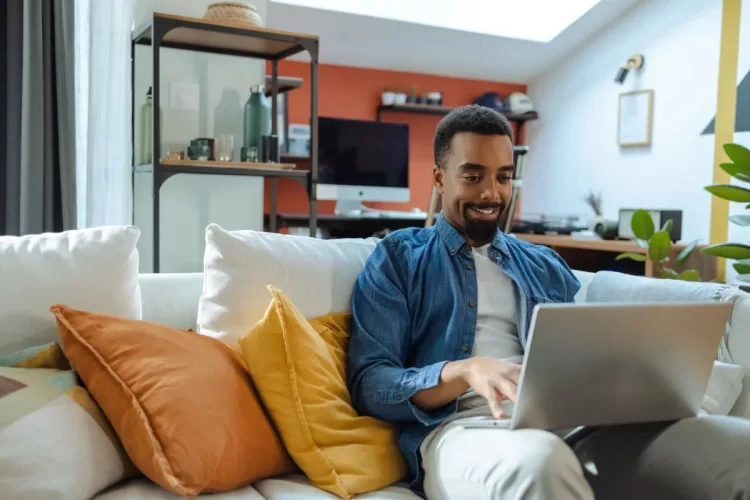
[433,165,444,194]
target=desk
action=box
[266,212,427,239]
[514,234,717,280]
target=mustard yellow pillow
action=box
[239,286,407,499]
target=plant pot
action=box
[394,92,407,105]
[381,91,395,106]
[427,92,442,105]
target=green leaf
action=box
[702,242,750,260]
[729,214,750,226]
[661,219,673,234]
[719,162,750,183]
[660,267,679,279]
[704,184,750,202]
[631,209,654,240]
[675,239,699,265]
[724,143,750,166]
[648,231,671,262]
[733,260,750,275]
[616,252,646,262]
[677,269,701,282]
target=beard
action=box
[463,202,506,246]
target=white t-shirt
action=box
[456,244,523,413]
[420,244,522,454]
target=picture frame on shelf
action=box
[617,89,653,147]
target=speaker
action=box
[618,209,682,242]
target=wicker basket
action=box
[204,2,263,27]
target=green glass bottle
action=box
[243,85,271,160]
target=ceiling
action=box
[266,0,643,83]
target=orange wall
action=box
[264,61,526,215]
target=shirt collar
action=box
[434,213,510,258]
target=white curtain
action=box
[75,0,135,228]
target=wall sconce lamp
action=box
[615,54,644,84]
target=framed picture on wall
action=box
[618,89,654,147]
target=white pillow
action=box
[197,224,378,349]
[702,361,745,415]
[0,226,142,355]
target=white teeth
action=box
[474,208,496,215]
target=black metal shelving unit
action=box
[131,13,319,272]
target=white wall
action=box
[133,0,268,273]
[524,0,725,245]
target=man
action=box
[347,105,750,499]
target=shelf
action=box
[159,159,307,179]
[377,103,539,123]
[133,13,318,60]
[265,75,303,96]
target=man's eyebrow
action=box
[457,162,515,172]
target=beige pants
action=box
[421,420,594,500]
[421,416,750,500]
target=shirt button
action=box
[395,394,403,401]
[466,264,474,270]
[468,301,475,308]
[461,344,470,353]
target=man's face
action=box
[434,132,514,247]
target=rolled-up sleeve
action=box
[347,237,456,426]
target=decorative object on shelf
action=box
[287,123,310,156]
[618,89,653,147]
[406,84,417,104]
[381,87,395,106]
[616,208,700,281]
[215,134,234,162]
[241,146,259,162]
[614,53,644,85]
[702,142,750,282]
[140,87,153,164]
[618,208,682,242]
[188,139,211,161]
[166,150,185,161]
[261,135,280,163]
[583,189,605,232]
[593,219,619,240]
[393,88,407,105]
[204,2,263,26]
[426,92,443,105]
[244,85,271,155]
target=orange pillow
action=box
[50,304,295,496]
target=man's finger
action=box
[487,385,505,419]
[495,377,518,402]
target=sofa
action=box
[1,224,749,500]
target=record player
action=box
[511,214,587,235]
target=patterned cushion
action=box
[0,343,135,499]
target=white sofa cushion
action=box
[94,477,266,499]
[0,226,142,356]
[197,224,378,349]
[254,475,419,500]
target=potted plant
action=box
[583,189,604,233]
[702,142,750,282]
[617,209,700,281]
[394,87,407,105]
[381,86,395,106]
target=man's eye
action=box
[464,176,480,183]
[498,175,513,182]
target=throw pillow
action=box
[198,223,378,350]
[51,304,296,497]
[0,225,142,356]
[239,286,407,499]
[0,342,135,499]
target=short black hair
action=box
[433,104,514,169]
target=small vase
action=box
[381,91,395,105]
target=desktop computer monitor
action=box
[317,117,409,215]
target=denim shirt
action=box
[347,214,580,496]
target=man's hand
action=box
[460,357,521,418]
[410,356,521,418]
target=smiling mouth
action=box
[468,206,501,220]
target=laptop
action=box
[460,301,733,432]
